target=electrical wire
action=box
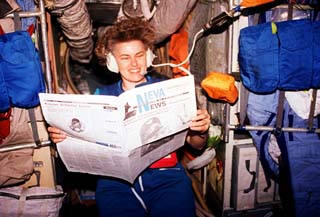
[64,47,81,94]
[151,28,205,75]
[151,5,241,74]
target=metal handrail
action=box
[228,124,320,133]
[0,140,52,153]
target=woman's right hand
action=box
[48,126,67,143]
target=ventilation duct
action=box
[48,0,93,63]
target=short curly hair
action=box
[95,17,155,62]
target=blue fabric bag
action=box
[0,31,45,112]
[248,91,320,216]
[247,91,280,180]
[313,20,320,87]
[248,89,320,216]
[277,101,320,217]
[277,19,313,90]
[239,19,320,93]
[238,21,279,93]
[0,69,9,112]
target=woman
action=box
[48,17,211,217]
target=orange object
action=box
[169,28,189,78]
[201,71,238,104]
[240,0,274,7]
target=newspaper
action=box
[39,75,197,183]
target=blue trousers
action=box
[95,163,196,217]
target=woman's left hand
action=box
[189,109,210,134]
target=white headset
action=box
[106,48,155,73]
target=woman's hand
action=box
[189,109,210,134]
[48,126,67,143]
[186,109,211,150]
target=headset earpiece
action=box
[106,48,155,73]
[106,52,119,73]
[146,48,155,68]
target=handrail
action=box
[228,124,320,133]
[0,140,51,153]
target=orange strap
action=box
[240,0,274,7]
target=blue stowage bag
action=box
[239,19,320,93]
[0,31,45,112]
[277,19,313,90]
[238,21,279,93]
[248,91,320,216]
[247,91,280,181]
[277,100,320,217]
[313,20,320,87]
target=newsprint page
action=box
[39,75,197,183]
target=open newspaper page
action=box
[120,75,197,150]
[39,93,126,148]
[127,130,188,182]
[56,136,133,182]
[39,75,197,183]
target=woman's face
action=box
[112,40,148,87]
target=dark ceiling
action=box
[86,2,121,26]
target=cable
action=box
[151,28,205,75]
[151,5,239,74]
[64,47,81,94]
